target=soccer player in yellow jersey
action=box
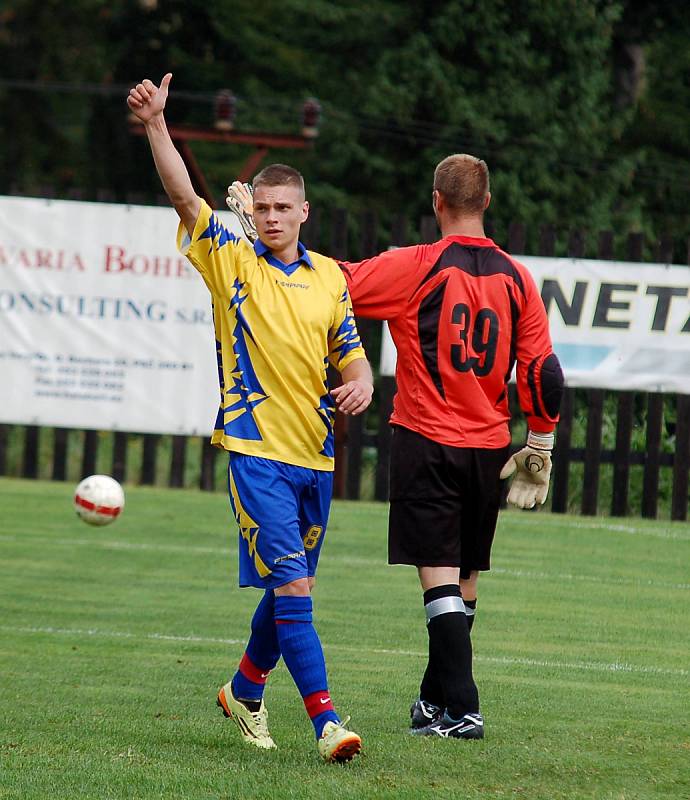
[127,73,371,763]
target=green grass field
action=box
[1,477,688,800]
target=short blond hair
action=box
[433,154,489,215]
[253,163,305,200]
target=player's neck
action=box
[270,242,300,265]
[440,215,486,239]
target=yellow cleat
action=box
[217,681,276,750]
[317,717,362,763]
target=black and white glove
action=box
[225,180,257,242]
[499,431,554,509]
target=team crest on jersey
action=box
[303,525,323,550]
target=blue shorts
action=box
[227,452,334,590]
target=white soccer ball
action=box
[74,474,125,526]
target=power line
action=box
[324,107,690,190]
[2,78,690,190]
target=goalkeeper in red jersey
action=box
[227,155,563,740]
[339,154,563,739]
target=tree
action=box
[1,0,689,258]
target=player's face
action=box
[253,184,309,257]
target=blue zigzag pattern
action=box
[330,289,361,365]
[222,279,268,440]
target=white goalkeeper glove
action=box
[225,180,257,242]
[499,431,554,509]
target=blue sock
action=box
[231,590,281,702]
[274,595,339,737]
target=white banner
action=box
[524,256,690,393]
[0,195,246,434]
[379,255,690,394]
[3,198,690,437]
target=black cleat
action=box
[410,699,443,730]
[413,711,484,740]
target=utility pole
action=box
[129,92,321,207]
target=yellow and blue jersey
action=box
[178,199,366,471]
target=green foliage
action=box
[1,1,689,251]
[620,29,690,248]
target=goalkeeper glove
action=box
[499,431,554,509]
[225,181,257,242]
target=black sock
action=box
[419,646,443,708]
[424,584,479,718]
[464,598,477,633]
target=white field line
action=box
[329,558,690,591]
[502,516,690,541]
[0,534,220,555]
[1,624,687,678]
[0,624,244,646]
[1,534,688,591]
[488,566,690,591]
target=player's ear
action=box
[301,200,309,223]
[484,192,491,210]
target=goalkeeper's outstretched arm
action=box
[127,74,200,234]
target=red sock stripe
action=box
[303,690,334,718]
[239,652,270,685]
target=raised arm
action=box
[127,73,200,234]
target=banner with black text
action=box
[380,255,690,394]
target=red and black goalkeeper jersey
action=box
[341,235,561,448]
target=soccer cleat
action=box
[410,698,443,730]
[414,711,484,740]
[216,681,276,750]
[317,717,362,763]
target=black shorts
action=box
[388,425,509,579]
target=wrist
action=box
[144,113,167,133]
[527,430,554,450]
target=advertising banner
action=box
[3,197,690,438]
[380,254,690,394]
[523,256,690,393]
[0,195,246,434]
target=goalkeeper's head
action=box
[432,154,491,223]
